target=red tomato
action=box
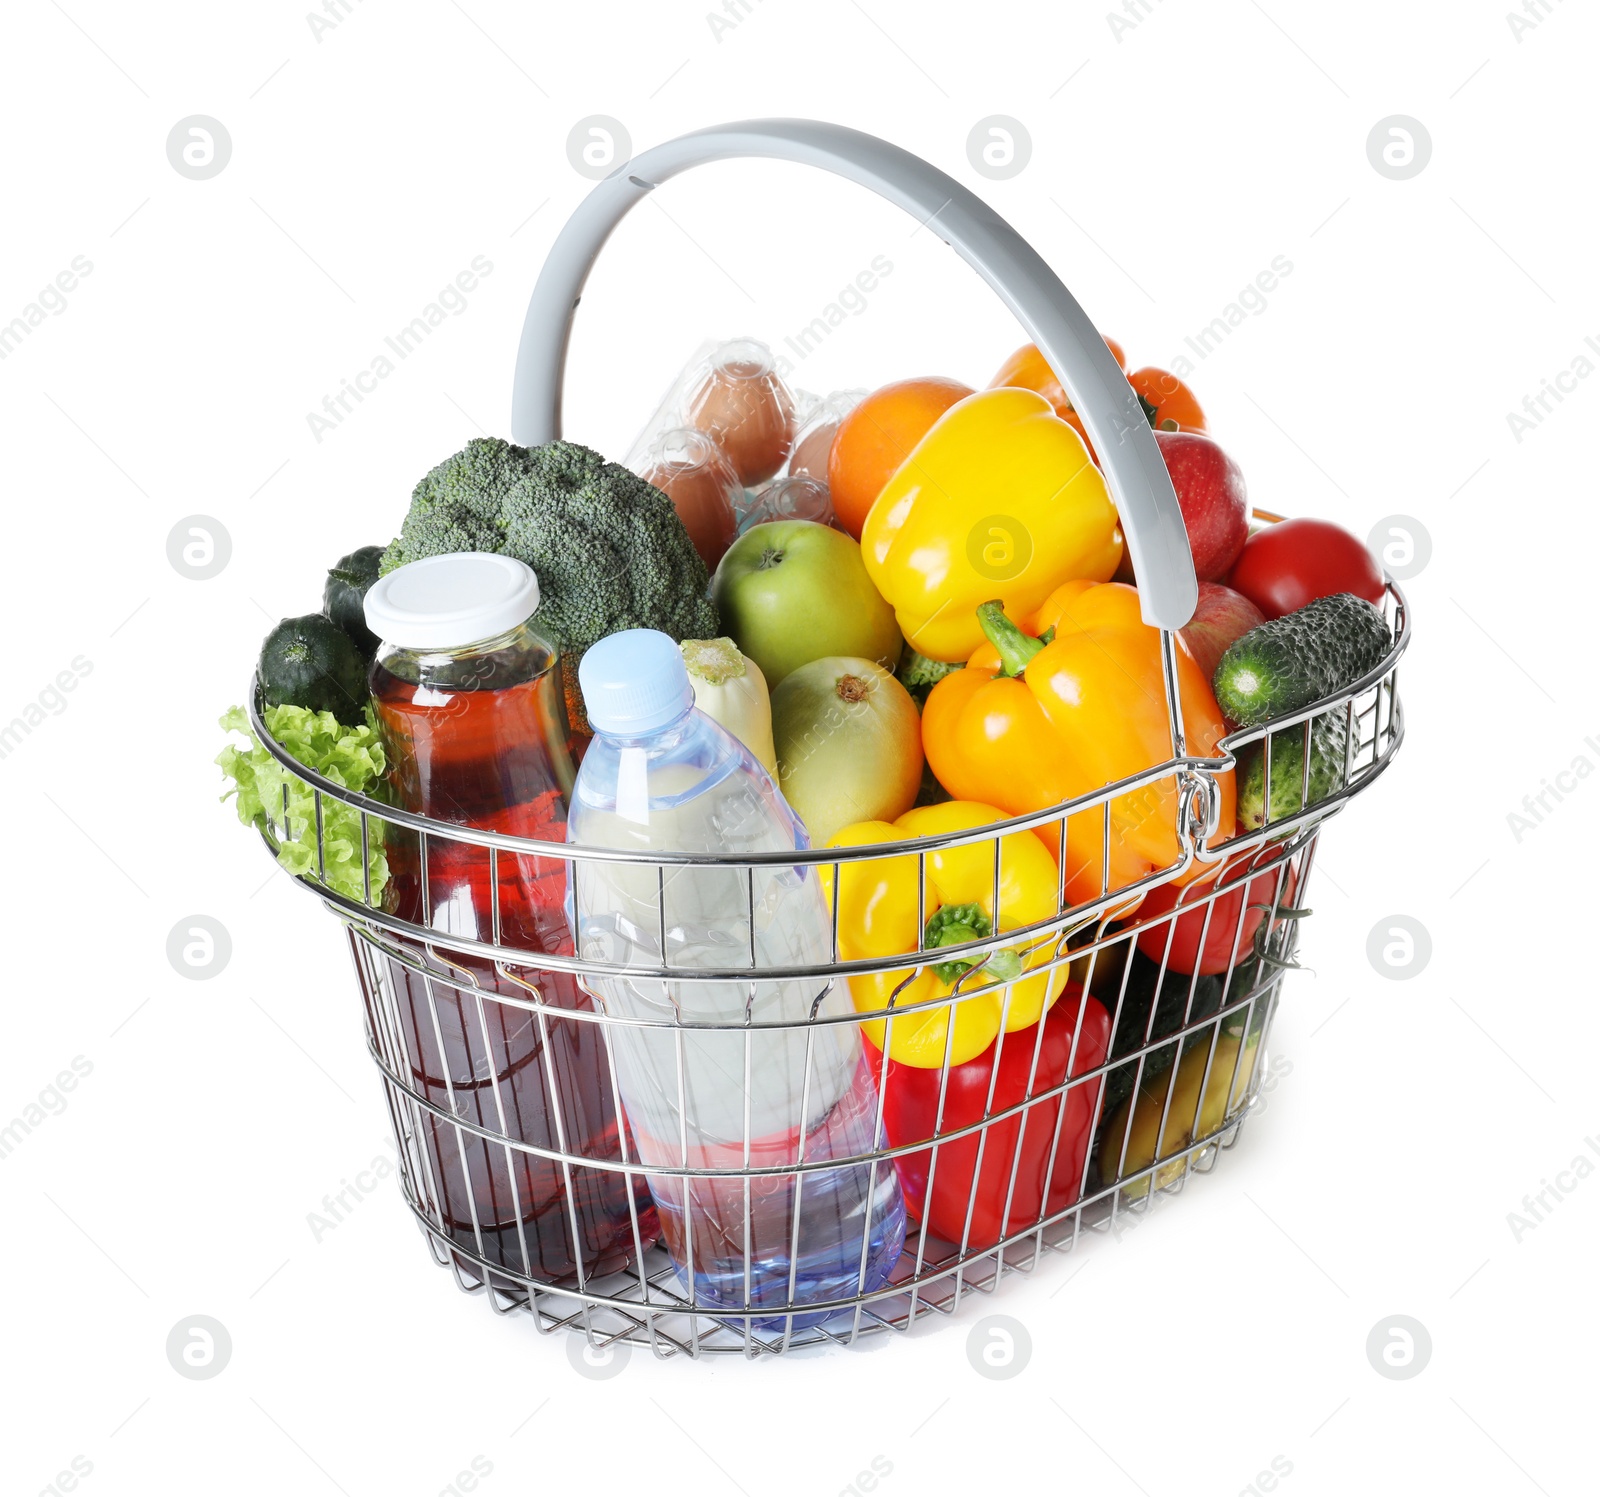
[1135,862,1286,976]
[1227,518,1385,620]
[874,986,1110,1250]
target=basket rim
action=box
[241,581,1407,871]
[332,822,1310,997]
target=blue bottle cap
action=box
[579,629,696,736]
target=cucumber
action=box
[1214,592,1390,727]
[1237,711,1350,828]
[258,613,370,724]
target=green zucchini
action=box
[258,613,369,724]
[322,544,385,660]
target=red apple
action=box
[1155,429,1249,582]
[1181,582,1266,682]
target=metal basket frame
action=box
[243,121,1410,1357]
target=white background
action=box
[2,1,1594,1493]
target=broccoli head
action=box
[381,438,718,714]
[896,642,961,707]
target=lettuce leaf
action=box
[217,703,390,903]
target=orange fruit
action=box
[827,377,973,538]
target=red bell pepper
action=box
[872,984,1110,1249]
[1134,861,1277,977]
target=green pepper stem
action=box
[924,901,1024,986]
[976,600,1046,679]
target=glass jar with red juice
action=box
[363,552,652,1285]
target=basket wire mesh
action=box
[247,574,1406,1358]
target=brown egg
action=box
[685,340,795,485]
[787,389,866,480]
[637,428,741,571]
[787,419,838,480]
[744,475,833,529]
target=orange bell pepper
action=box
[988,344,1206,465]
[988,338,1128,467]
[989,336,1128,415]
[922,593,1149,910]
[922,582,1234,900]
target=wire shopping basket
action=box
[246,121,1408,1358]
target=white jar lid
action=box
[363,552,541,650]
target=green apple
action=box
[711,521,902,688]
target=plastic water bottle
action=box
[566,630,905,1325]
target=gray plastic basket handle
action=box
[511,118,1197,630]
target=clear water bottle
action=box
[566,629,905,1325]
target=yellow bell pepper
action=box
[1098,1020,1260,1201]
[860,387,1124,663]
[821,801,1067,1067]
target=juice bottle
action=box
[363,553,653,1287]
[566,630,906,1326]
